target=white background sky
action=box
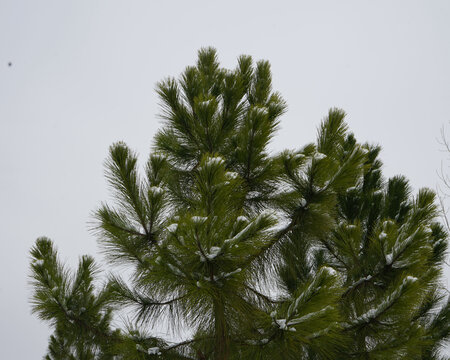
[1,0,450,358]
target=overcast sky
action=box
[1,0,450,358]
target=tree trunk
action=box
[213,296,229,360]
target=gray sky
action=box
[1,0,450,358]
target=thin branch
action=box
[165,336,213,351]
[244,284,284,304]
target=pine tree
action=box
[30,48,450,360]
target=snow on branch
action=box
[345,276,417,328]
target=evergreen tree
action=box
[30,48,450,360]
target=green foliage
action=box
[30,47,449,359]
[30,238,119,359]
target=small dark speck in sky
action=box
[8,62,12,67]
